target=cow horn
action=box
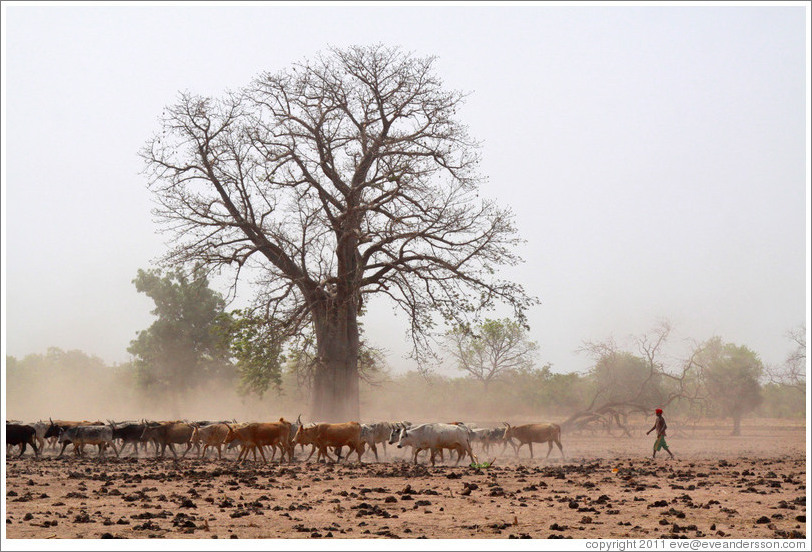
[296,413,302,425]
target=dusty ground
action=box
[3,420,807,540]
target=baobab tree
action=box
[142,45,536,420]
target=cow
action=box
[293,422,364,463]
[386,421,413,445]
[44,419,90,455]
[360,420,412,461]
[289,420,345,462]
[109,421,159,456]
[191,423,230,459]
[45,419,105,445]
[6,423,39,457]
[360,422,402,462]
[288,415,303,457]
[393,423,477,466]
[224,419,293,464]
[57,425,118,458]
[7,421,50,453]
[187,420,235,455]
[26,421,50,452]
[468,426,518,455]
[44,419,83,439]
[503,422,564,459]
[386,421,436,462]
[222,422,277,460]
[225,434,275,461]
[443,422,479,462]
[290,423,325,462]
[140,422,195,458]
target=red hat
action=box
[655,408,663,415]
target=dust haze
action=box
[5,354,804,435]
[5,367,546,425]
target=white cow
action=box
[30,420,49,452]
[393,423,478,466]
[360,422,406,461]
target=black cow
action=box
[44,419,76,440]
[109,421,160,456]
[44,419,84,455]
[6,423,39,457]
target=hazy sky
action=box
[2,3,809,377]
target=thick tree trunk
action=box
[731,415,742,436]
[309,207,364,422]
[310,300,360,422]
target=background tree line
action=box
[7,265,805,432]
[6,343,804,429]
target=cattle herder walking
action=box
[646,408,674,459]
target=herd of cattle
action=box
[6,418,565,465]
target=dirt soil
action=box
[3,420,807,540]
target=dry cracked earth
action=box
[3,421,808,540]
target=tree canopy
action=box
[694,336,764,435]
[446,318,538,388]
[128,268,235,402]
[214,309,286,399]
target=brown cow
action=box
[140,422,195,458]
[291,423,322,461]
[224,419,292,464]
[503,422,564,459]
[224,423,275,461]
[290,423,344,462]
[191,423,230,459]
[293,422,364,463]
